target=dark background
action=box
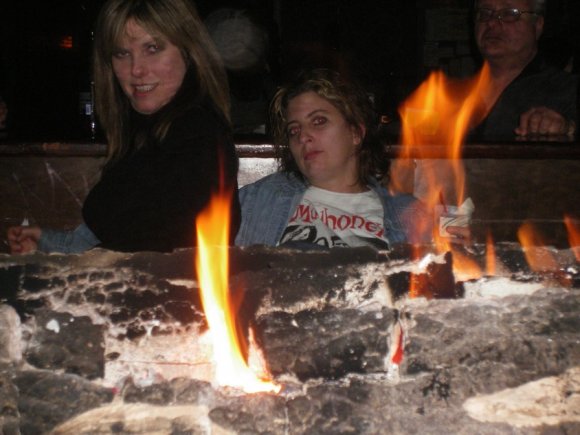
[0,0,578,141]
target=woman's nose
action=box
[131,56,146,77]
[298,127,312,144]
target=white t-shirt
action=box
[279,186,390,249]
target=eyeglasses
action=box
[475,8,538,23]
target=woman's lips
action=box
[304,150,322,161]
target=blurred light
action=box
[59,35,73,50]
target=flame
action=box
[485,231,496,276]
[408,276,419,299]
[450,248,483,281]
[564,214,580,262]
[393,64,492,283]
[390,321,404,365]
[408,272,425,299]
[517,221,558,272]
[407,245,423,298]
[394,63,491,207]
[195,187,280,394]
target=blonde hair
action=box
[93,0,230,162]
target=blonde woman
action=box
[8,0,240,253]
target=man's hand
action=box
[7,225,41,254]
[515,106,575,138]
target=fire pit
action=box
[1,241,578,434]
[0,61,579,433]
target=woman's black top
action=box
[82,105,240,252]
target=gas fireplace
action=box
[0,240,578,434]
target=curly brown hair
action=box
[269,68,389,185]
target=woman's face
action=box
[112,19,187,114]
[286,91,364,193]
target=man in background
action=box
[470,0,578,141]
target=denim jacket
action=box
[38,223,100,254]
[235,172,432,247]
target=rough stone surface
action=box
[24,309,105,379]
[0,366,20,435]
[258,307,395,380]
[0,305,21,364]
[10,369,114,434]
[0,245,578,434]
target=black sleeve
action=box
[83,107,240,252]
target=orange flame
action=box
[485,230,496,276]
[394,63,491,208]
[517,221,558,272]
[393,64,493,283]
[450,248,483,281]
[195,188,280,394]
[408,273,424,299]
[564,214,580,261]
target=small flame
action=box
[485,230,496,276]
[517,221,558,272]
[449,248,483,281]
[408,245,423,298]
[390,321,404,365]
[195,188,280,394]
[564,214,580,262]
[408,273,426,299]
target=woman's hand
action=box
[7,225,41,254]
[446,225,472,246]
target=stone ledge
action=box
[1,141,579,159]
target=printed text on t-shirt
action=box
[289,204,385,238]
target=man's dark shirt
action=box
[468,54,579,142]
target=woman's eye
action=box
[312,116,327,126]
[147,44,160,53]
[112,50,129,59]
[287,126,300,137]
